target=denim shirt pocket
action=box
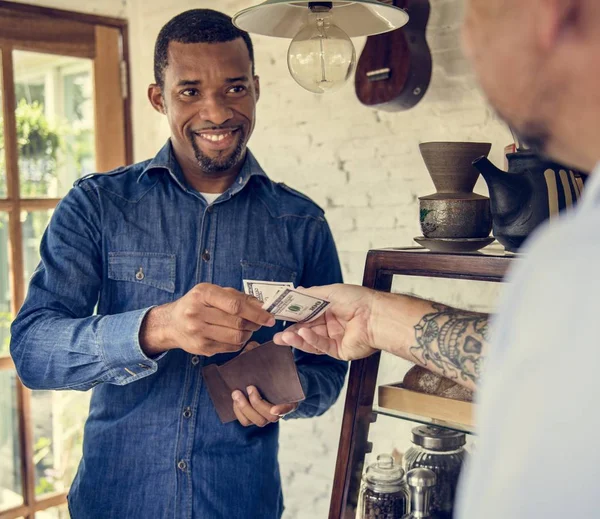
[240,259,298,286]
[108,252,176,310]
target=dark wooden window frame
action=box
[0,2,132,517]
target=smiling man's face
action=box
[150,39,259,179]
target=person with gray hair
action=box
[275,1,600,517]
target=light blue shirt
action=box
[457,164,600,518]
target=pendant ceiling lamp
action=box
[233,1,409,94]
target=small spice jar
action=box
[404,426,466,519]
[359,454,409,519]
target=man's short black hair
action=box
[154,9,255,87]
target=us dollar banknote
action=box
[262,287,329,323]
[242,280,294,305]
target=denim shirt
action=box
[10,141,347,519]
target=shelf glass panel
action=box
[390,273,504,312]
[372,405,475,435]
[365,412,477,468]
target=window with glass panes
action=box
[0,3,131,518]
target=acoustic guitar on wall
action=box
[355,0,432,111]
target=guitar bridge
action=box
[366,68,391,82]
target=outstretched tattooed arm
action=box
[371,293,491,391]
[274,285,491,392]
[408,303,489,389]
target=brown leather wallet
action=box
[202,341,306,423]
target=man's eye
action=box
[228,85,247,94]
[181,89,198,97]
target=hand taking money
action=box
[272,284,378,361]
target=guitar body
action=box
[355,0,432,111]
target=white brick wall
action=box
[19,1,512,517]
[12,0,127,17]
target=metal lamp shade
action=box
[232,0,409,38]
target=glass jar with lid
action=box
[359,454,409,519]
[404,425,466,519]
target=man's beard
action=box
[493,104,551,156]
[189,129,247,174]
[511,122,551,156]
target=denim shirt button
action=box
[177,460,187,471]
[201,250,211,262]
[207,205,214,213]
[191,356,200,366]
[183,407,192,419]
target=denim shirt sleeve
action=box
[285,218,348,420]
[10,184,160,391]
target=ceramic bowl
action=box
[419,195,492,239]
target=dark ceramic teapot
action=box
[473,151,586,252]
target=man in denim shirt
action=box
[10,9,347,519]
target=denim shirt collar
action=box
[137,140,268,199]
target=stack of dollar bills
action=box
[243,280,329,323]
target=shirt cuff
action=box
[98,307,166,385]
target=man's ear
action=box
[148,83,166,114]
[253,75,260,102]
[537,0,581,50]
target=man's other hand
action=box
[232,385,298,427]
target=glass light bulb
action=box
[287,11,356,94]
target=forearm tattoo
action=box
[410,303,489,385]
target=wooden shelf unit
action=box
[328,246,515,519]
[377,383,475,432]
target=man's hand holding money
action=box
[140,283,276,357]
